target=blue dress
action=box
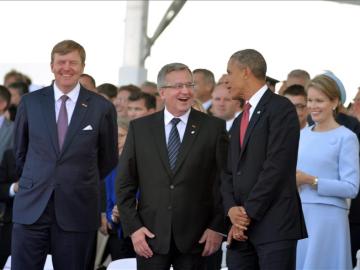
[296,126,359,270]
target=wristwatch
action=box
[312,177,318,187]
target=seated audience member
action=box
[193,68,216,111]
[7,82,29,121]
[279,69,310,95]
[0,86,13,161]
[350,87,360,120]
[127,92,156,121]
[265,76,279,92]
[141,81,157,96]
[283,84,308,129]
[97,83,118,102]
[3,70,26,88]
[0,149,17,268]
[114,84,141,119]
[79,73,96,91]
[211,83,241,131]
[296,74,359,270]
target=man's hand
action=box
[111,205,120,223]
[14,182,19,193]
[99,213,108,235]
[198,228,223,257]
[228,206,251,230]
[227,225,248,246]
[131,227,155,258]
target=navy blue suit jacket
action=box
[12,85,118,232]
[221,89,307,245]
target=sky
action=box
[1,1,360,105]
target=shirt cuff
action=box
[9,183,16,197]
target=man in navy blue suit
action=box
[11,40,118,270]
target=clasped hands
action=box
[227,206,251,245]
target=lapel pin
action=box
[81,103,88,108]
[257,110,261,114]
[191,130,195,134]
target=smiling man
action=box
[221,49,307,270]
[11,40,118,270]
[116,63,228,270]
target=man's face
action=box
[51,50,84,93]
[118,127,128,155]
[193,72,208,100]
[226,59,246,100]
[127,99,154,120]
[211,84,236,120]
[114,90,130,118]
[285,94,308,128]
[9,87,21,106]
[159,70,194,117]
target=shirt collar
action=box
[53,82,81,102]
[164,107,191,126]
[248,84,268,108]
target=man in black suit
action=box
[116,63,228,269]
[221,49,307,270]
[11,40,118,270]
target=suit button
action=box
[237,171,242,176]
[168,206,172,210]
[170,184,175,190]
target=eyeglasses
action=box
[161,82,195,90]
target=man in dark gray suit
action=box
[117,63,228,269]
[11,40,118,270]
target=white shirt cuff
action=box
[9,183,16,197]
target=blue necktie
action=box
[168,118,181,171]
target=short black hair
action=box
[96,83,117,99]
[128,91,156,110]
[0,85,11,111]
[283,84,307,98]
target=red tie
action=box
[240,102,251,147]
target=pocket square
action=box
[82,125,93,131]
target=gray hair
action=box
[230,49,267,80]
[157,63,192,88]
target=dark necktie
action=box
[57,95,69,149]
[168,118,181,171]
[240,102,251,147]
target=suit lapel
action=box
[40,87,59,155]
[59,87,90,157]
[172,109,201,177]
[239,89,272,159]
[151,111,173,177]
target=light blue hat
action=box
[321,70,346,104]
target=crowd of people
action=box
[0,39,360,270]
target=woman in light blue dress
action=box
[296,74,359,270]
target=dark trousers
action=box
[0,222,12,268]
[136,235,205,270]
[226,239,297,270]
[11,196,96,270]
[350,223,360,267]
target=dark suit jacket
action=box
[12,85,118,232]
[0,149,17,223]
[221,89,307,245]
[116,108,228,254]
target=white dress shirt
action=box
[164,107,191,144]
[54,82,80,124]
[248,84,268,120]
